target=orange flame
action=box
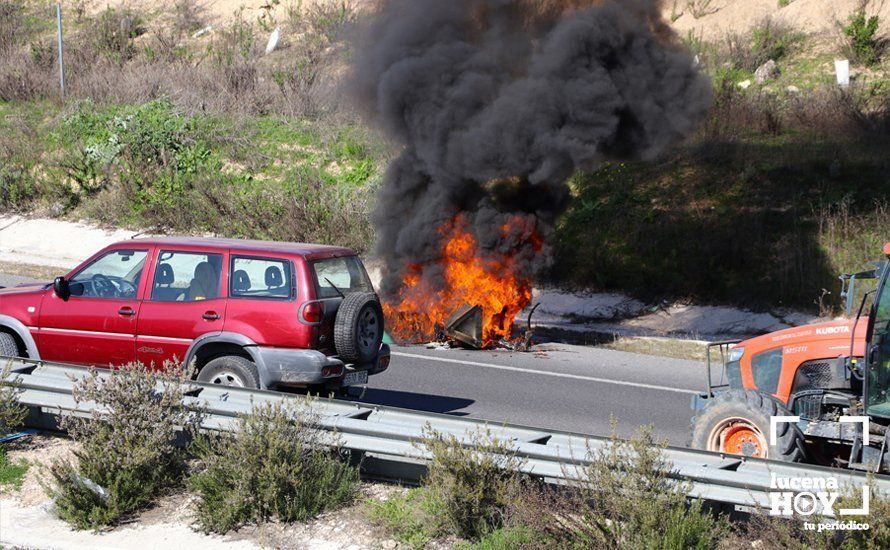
[384,215,538,346]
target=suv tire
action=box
[334,292,384,364]
[0,332,19,357]
[690,389,805,462]
[197,355,260,389]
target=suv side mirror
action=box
[53,276,70,300]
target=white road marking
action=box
[391,352,700,395]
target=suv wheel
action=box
[0,332,20,357]
[197,355,260,389]
[334,292,385,364]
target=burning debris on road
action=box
[349,0,712,347]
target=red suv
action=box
[0,237,390,390]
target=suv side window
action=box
[69,249,148,299]
[151,250,223,302]
[231,256,294,299]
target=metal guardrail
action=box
[4,356,890,514]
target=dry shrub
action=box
[420,425,527,541]
[698,83,786,145]
[730,483,890,549]
[517,426,729,549]
[0,50,55,102]
[0,361,28,490]
[85,7,146,66]
[181,176,376,252]
[171,0,207,36]
[0,361,26,435]
[188,400,359,534]
[0,0,27,55]
[700,82,890,149]
[785,86,890,140]
[708,17,803,76]
[48,363,203,530]
[818,199,890,277]
[304,0,358,44]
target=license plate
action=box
[342,370,368,387]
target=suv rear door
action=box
[37,247,151,367]
[135,248,227,367]
[309,255,375,355]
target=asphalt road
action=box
[355,344,704,445]
[1,270,705,445]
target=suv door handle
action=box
[203,311,221,321]
[118,306,136,316]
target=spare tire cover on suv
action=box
[334,292,385,364]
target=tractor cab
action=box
[865,243,890,420]
[691,245,890,473]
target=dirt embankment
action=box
[87,0,890,39]
[667,0,890,40]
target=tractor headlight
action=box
[728,347,745,363]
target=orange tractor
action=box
[690,244,890,473]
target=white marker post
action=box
[835,59,850,87]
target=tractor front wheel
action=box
[690,390,806,462]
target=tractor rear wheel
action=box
[690,390,805,462]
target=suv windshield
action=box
[69,249,147,299]
[312,256,373,299]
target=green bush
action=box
[0,360,28,490]
[87,7,146,65]
[188,400,360,534]
[0,361,26,435]
[523,426,729,549]
[420,426,526,541]
[0,164,39,211]
[843,5,885,66]
[686,0,718,19]
[0,1,25,54]
[58,99,221,215]
[48,363,202,530]
[750,18,802,67]
[722,18,802,73]
[832,483,890,549]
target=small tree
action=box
[843,1,886,66]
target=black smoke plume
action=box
[349,0,712,300]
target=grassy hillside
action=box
[1,1,889,312]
